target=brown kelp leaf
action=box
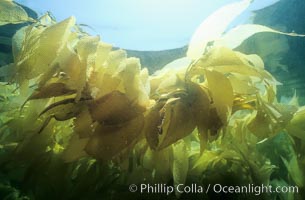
[187,83,211,150]
[158,98,196,150]
[144,97,196,150]
[62,134,89,162]
[27,83,76,100]
[88,90,143,125]
[73,107,94,138]
[85,115,144,161]
[144,100,167,149]
[205,69,234,124]
[0,0,33,25]
[39,98,84,120]
[37,98,86,133]
[188,83,211,133]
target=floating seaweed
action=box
[0,0,305,199]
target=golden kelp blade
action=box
[150,57,191,95]
[189,47,264,78]
[0,0,33,25]
[172,140,189,197]
[74,35,100,100]
[286,106,305,141]
[15,17,76,85]
[205,69,234,125]
[187,0,251,60]
[115,57,150,108]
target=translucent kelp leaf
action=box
[172,140,189,197]
[12,26,27,60]
[188,47,264,80]
[95,41,112,68]
[62,134,89,162]
[74,36,100,100]
[153,57,191,77]
[286,106,305,141]
[115,57,150,108]
[88,91,142,126]
[90,72,121,99]
[238,28,290,73]
[15,17,76,84]
[0,0,33,25]
[205,69,233,124]
[192,150,220,174]
[236,53,265,69]
[142,146,173,183]
[228,74,257,95]
[257,132,304,188]
[75,36,100,60]
[150,57,191,95]
[215,24,305,50]
[281,155,304,187]
[140,68,150,96]
[248,96,296,138]
[154,73,185,96]
[53,47,83,92]
[187,0,251,60]
[85,115,144,161]
[105,49,127,75]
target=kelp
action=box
[187,0,252,59]
[1,1,305,200]
[0,0,34,26]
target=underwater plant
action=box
[0,0,305,199]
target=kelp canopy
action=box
[0,0,305,199]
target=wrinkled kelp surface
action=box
[0,0,305,199]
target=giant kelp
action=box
[0,0,305,199]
